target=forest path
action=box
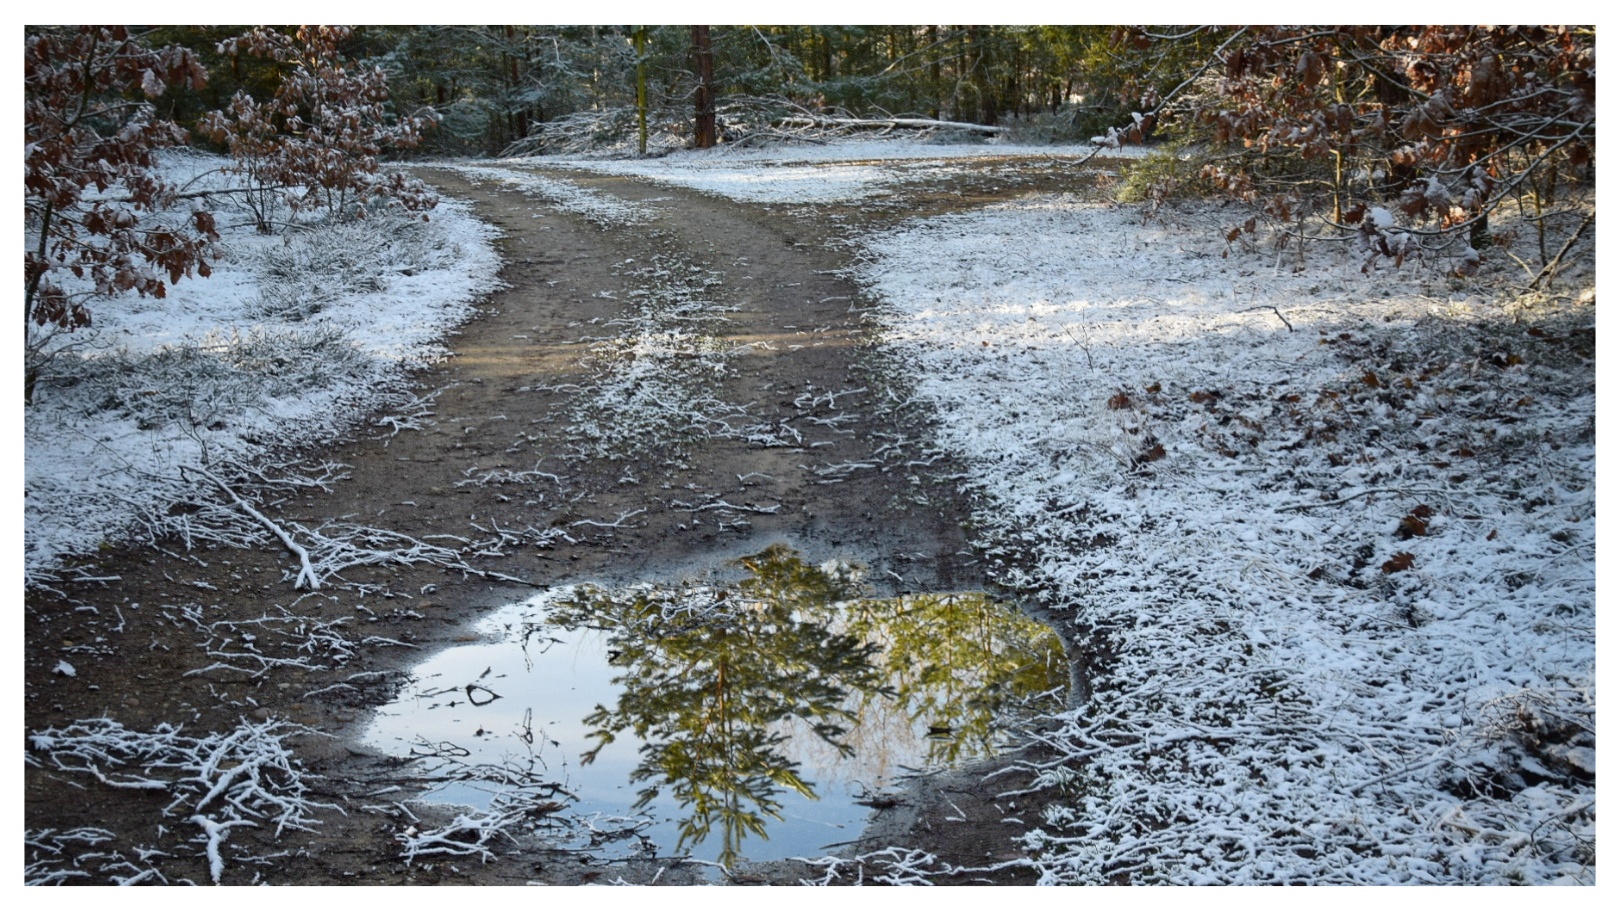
[321,164,978,591]
[29,162,1046,885]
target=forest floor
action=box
[24,157,1102,886]
[24,142,1596,887]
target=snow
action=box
[514,139,1145,204]
[23,152,502,584]
[26,716,332,885]
[444,162,652,226]
[22,139,1596,885]
[508,139,1595,884]
[855,195,1596,884]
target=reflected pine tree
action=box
[541,544,1064,865]
[550,544,883,865]
[842,592,1067,767]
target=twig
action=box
[190,467,320,589]
[1278,485,1461,513]
[1529,210,1596,291]
[1241,304,1294,332]
[191,815,256,884]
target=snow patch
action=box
[858,194,1595,884]
[23,154,502,584]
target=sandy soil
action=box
[24,160,1095,885]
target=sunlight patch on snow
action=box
[553,160,901,203]
[447,162,651,226]
[574,138,1148,167]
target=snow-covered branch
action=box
[193,466,320,589]
[27,717,336,884]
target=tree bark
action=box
[968,26,997,126]
[691,25,716,149]
[635,26,648,155]
[927,25,941,120]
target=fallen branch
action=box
[396,808,523,865]
[778,114,1005,135]
[190,815,256,884]
[569,508,648,529]
[1241,304,1294,332]
[191,466,320,590]
[28,718,334,884]
[1529,210,1596,291]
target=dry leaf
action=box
[1381,552,1416,574]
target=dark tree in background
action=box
[356,26,1147,156]
[691,25,716,149]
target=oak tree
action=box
[1108,27,1595,275]
[24,26,215,403]
[199,25,439,232]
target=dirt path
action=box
[330,167,978,590]
[25,163,1082,885]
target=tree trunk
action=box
[927,25,941,120]
[954,27,968,122]
[968,26,997,126]
[504,26,527,147]
[691,25,716,149]
[634,26,648,155]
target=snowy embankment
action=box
[24,152,502,586]
[858,197,1595,883]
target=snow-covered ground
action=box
[859,196,1596,884]
[23,152,503,584]
[536,138,1146,204]
[445,162,653,226]
[23,139,1596,884]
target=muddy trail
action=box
[25,161,1095,885]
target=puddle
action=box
[362,544,1065,867]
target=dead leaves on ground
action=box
[1095,315,1586,589]
[1381,551,1416,574]
[1396,504,1435,540]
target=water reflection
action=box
[369,544,1065,866]
[549,547,884,863]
